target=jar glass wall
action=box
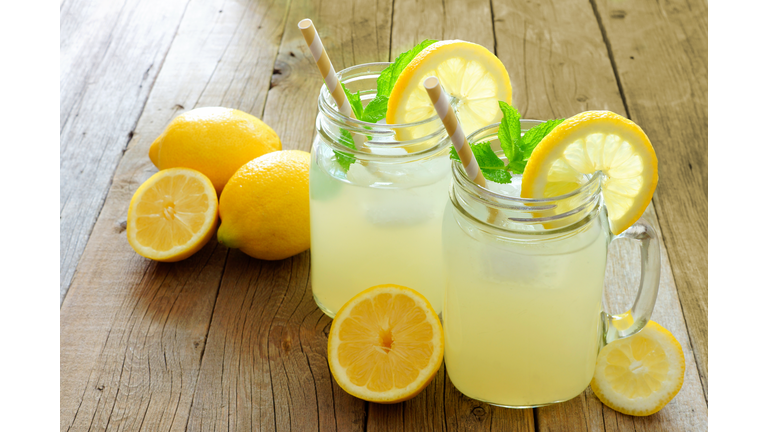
[310,63,451,317]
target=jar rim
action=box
[318,62,443,129]
[316,62,451,162]
[449,121,604,234]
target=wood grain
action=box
[593,0,709,397]
[390,0,495,54]
[60,0,291,430]
[60,0,191,303]
[189,0,394,430]
[492,0,622,120]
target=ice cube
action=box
[487,174,523,198]
[346,163,380,187]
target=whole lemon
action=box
[218,150,311,260]
[149,107,281,193]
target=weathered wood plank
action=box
[390,0,495,54]
[60,0,191,303]
[593,0,709,396]
[186,0,394,430]
[491,0,707,429]
[493,0,623,120]
[60,0,291,430]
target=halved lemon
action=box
[520,111,658,234]
[327,284,444,403]
[386,40,512,140]
[591,321,685,416]
[127,168,218,262]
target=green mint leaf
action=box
[377,39,438,98]
[471,141,505,170]
[481,167,513,184]
[521,119,565,159]
[497,101,523,166]
[451,141,512,184]
[504,118,566,174]
[335,129,357,172]
[506,161,526,175]
[450,146,461,162]
[361,94,389,123]
[341,83,364,120]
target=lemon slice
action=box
[591,321,685,416]
[386,40,512,140]
[328,284,444,403]
[520,111,658,234]
[127,168,218,262]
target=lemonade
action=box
[310,134,450,316]
[305,37,513,318]
[442,179,610,406]
[440,117,661,408]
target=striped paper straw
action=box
[298,19,355,119]
[423,76,486,187]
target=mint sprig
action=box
[332,40,438,172]
[335,129,357,172]
[498,101,523,172]
[520,119,564,159]
[342,83,364,120]
[450,141,512,184]
[450,103,564,183]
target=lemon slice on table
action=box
[520,111,658,234]
[328,284,444,403]
[127,168,218,262]
[386,40,512,141]
[591,321,685,416]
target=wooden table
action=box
[60,0,708,430]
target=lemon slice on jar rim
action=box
[521,111,658,234]
[386,40,513,143]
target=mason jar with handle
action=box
[441,122,661,408]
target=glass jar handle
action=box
[603,218,661,345]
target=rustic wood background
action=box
[60,0,708,430]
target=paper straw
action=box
[298,19,355,119]
[423,76,486,187]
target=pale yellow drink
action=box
[442,175,611,407]
[309,62,451,317]
[310,141,450,317]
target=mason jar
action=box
[441,122,661,407]
[310,63,451,317]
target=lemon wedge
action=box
[127,168,218,261]
[386,40,512,140]
[328,284,444,403]
[591,321,685,416]
[521,111,658,234]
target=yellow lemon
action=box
[127,168,218,262]
[149,107,281,193]
[328,284,444,403]
[591,321,685,416]
[217,150,310,260]
[386,40,512,140]
[521,111,658,234]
